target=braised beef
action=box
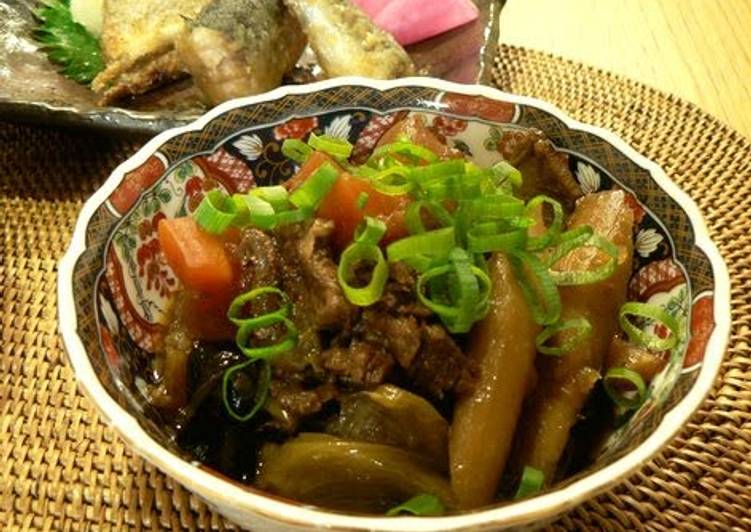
[267,380,339,432]
[321,342,395,387]
[379,262,432,318]
[165,217,476,460]
[496,128,582,210]
[232,227,281,292]
[408,324,475,400]
[278,219,357,330]
[357,309,421,368]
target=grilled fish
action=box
[92,0,211,103]
[175,0,306,105]
[282,0,415,79]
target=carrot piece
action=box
[285,151,341,191]
[317,172,411,249]
[377,114,460,160]
[158,217,235,294]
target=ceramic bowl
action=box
[58,78,730,531]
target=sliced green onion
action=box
[227,286,291,327]
[234,193,277,230]
[289,162,339,211]
[307,132,353,160]
[281,138,313,164]
[369,165,414,195]
[356,191,369,210]
[401,254,439,273]
[508,250,561,325]
[491,160,523,189]
[235,312,299,360]
[514,466,544,499]
[405,201,454,235]
[545,225,594,265]
[466,220,528,253]
[409,159,465,182]
[354,216,387,246]
[248,185,290,212]
[619,302,680,351]
[603,367,647,410]
[222,358,271,422]
[535,317,593,356]
[337,242,389,306]
[468,194,526,221]
[193,189,238,234]
[386,493,445,517]
[274,208,311,226]
[548,233,619,286]
[387,227,456,264]
[371,141,439,164]
[525,195,564,251]
[416,248,490,333]
[446,248,481,332]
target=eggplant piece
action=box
[512,190,634,481]
[327,385,449,471]
[256,433,455,513]
[448,253,541,509]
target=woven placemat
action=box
[2,44,749,531]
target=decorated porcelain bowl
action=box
[58,78,730,531]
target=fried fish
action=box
[282,0,415,79]
[91,0,211,103]
[175,0,306,105]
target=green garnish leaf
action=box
[514,466,544,499]
[603,367,647,411]
[386,493,445,516]
[35,0,105,84]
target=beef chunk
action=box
[379,262,432,318]
[496,128,582,210]
[408,324,475,400]
[232,227,281,292]
[320,342,394,387]
[279,219,356,330]
[357,309,421,368]
[267,380,338,432]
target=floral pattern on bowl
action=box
[58,79,730,532]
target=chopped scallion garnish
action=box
[525,195,564,251]
[307,132,353,160]
[386,493,445,517]
[222,358,271,422]
[337,242,389,306]
[281,138,313,164]
[354,216,387,246]
[508,250,561,326]
[289,162,339,211]
[386,227,456,264]
[535,317,592,356]
[603,367,647,410]
[194,189,238,234]
[548,230,619,286]
[371,141,439,165]
[618,302,680,351]
[356,191,369,210]
[514,466,544,499]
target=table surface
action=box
[500,0,751,139]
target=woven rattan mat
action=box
[2,45,750,531]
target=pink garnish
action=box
[352,0,395,19]
[369,0,480,46]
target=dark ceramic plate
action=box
[0,0,504,135]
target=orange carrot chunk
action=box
[158,217,235,294]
